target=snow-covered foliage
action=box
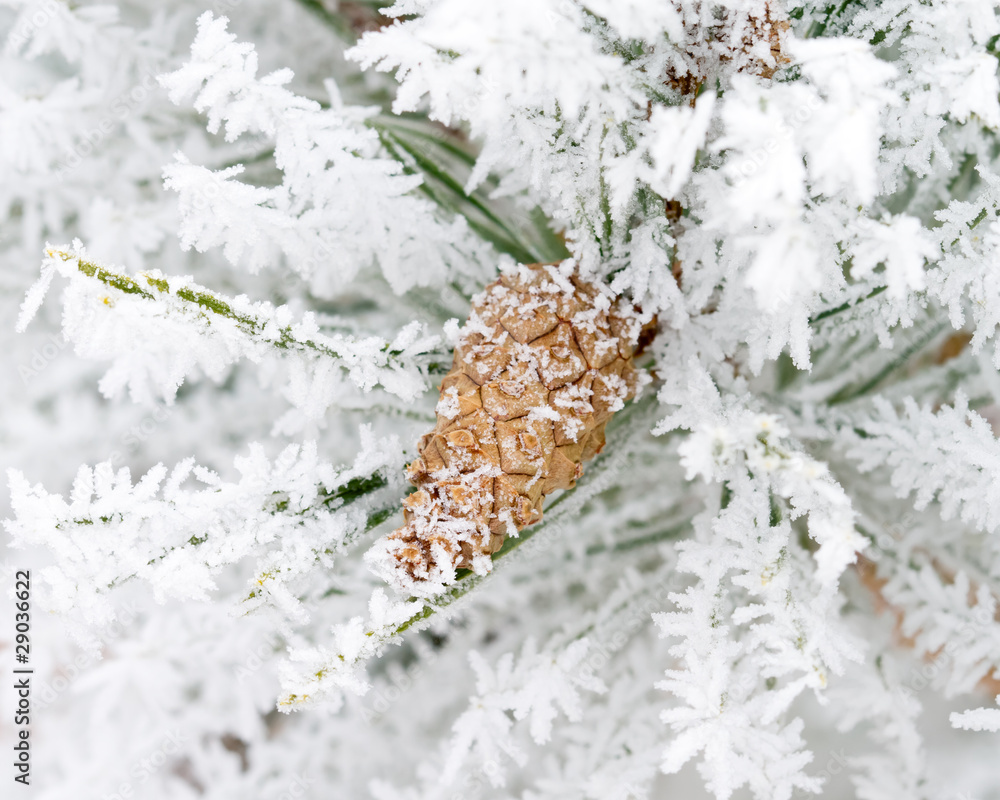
[2,1,1000,798]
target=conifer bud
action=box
[366,262,652,595]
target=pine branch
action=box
[7,434,403,624]
[371,117,570,264]
[49,247,431,365]
[278,394,670,709]
[33,247,444,403]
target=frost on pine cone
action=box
[366,262,650,595]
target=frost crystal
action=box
[4,1,1000,798]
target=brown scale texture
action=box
[367,262,649,593]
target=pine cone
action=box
[366,262,651,595]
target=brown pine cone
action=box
[365,262,651,595]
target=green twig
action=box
[48,248,443,372]
[826,319,949,405]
